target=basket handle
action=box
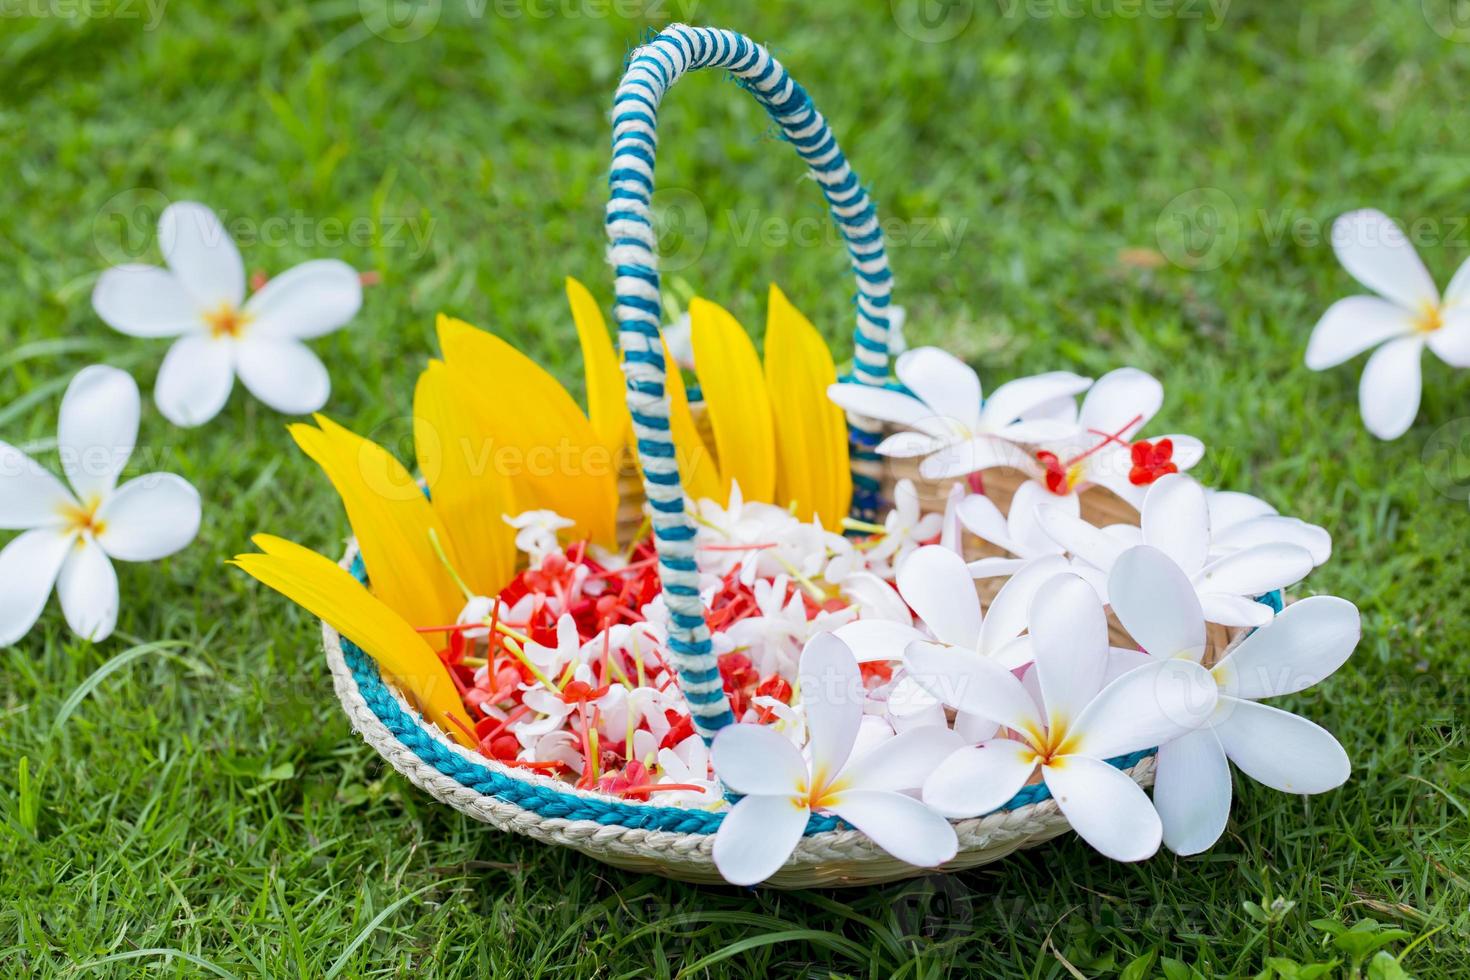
[606,24,893,741]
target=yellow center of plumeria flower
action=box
[203,303,251,339]
[1416,304,1444,335]
[1016,718,1082,767]
[59,497,106,540]
[793,768,849,811]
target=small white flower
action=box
[863,479,943,572]
[907,573,1219,861]
[1108,546,1358,854]
[827,347,1091,481]
[91,202,362,427]
[723,575,852,675]
[884,305,908,357]
[1038,474,1314,627]
[522,614,589,675]
[1306,208,1470,440]
[709,632,961,885]
[505,509,574,566]
[655,734,722,807]
[0,366,201,645]
[662,311,696,372]
[955,482,1106,596]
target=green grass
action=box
[3,2,1469,976]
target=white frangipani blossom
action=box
[862,478,943,572]
[91,202,362,427]
[1206,488,1331,567]
[1306,208,1470,440]
[0,366,201,645]
[1108,546,1358,854]
[506,509,575,566]
[955,482,1107,596]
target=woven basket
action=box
[320,24,1254,887]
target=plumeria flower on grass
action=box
[0,366,201,645]
[709,632,961,885]
[906,573,1219,861]
[1108,545,1359,854]
[92,202,362,426]
[1039,473,1314,627]
[1307,208,1470,439]
[827,347,1091,480]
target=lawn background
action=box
[3,1,1469,976]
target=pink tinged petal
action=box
[1199,593,1275,628]
[918,436,1033,482]
[0,529,73,645]
[920,740,1037,818]
[1078,367,1163,435]
[833,619,925,663]
[1212,516,1332,566]
[827,789,958,867]
[90,265,202,338]
[966,556,1029,579]
[242,259,362,339]
[1036,504,1126,570]
[1213,596,1360,700]
[1072,658,1219,760]
[711,793,810,886]
[956,493,1012,549]
[154,335,235,427]
[842,725,964,792]
[159,201,244,309]
[979,371,1093,432]
[1042,755,1162,862]
[1427,307,1470,367]
[1153,727,1231,856]
[798,632,865,780]
[1305,296,1416,370]
[0,441,75,530]
[57,536,119,642]
[235,338,331,416]
[977,554,1070,657]
[875,430,945,458]
[1009,480,1071,557]
[1108,545,1207,660]
[1140,474,1210,573]
[895,347,982,431]
[1195,543,1314,597]
[710,722,808,796]
[827,384,951,438]
[1358,334,1425,440]
[58,365,139,503]
[1330,209,1438,312]
[1213,698,1351,794]
[903,640,1042,734]
[896,545,981,648]
[94,474,201,562]
[1029,573,1110,725]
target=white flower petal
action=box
[875,430,945,458]
[235,338,331,416]
[0,441,75,530]
[955,493,1011,549]
[1104,647,1151,684]
[1213,698,1350,794]
[1072,658,1219,760]
[920,740,1037,818]
[1199,593,1275,628]
[711,793,809,886]
[91,265,202,338]
[993,418,1080,443]
[896,545,981,648]
[58,365,139,503]
[833,619,923,663]
[1212,515,1332,566]
[904,640,1042,734]
[843,725,964,793]
[1153,727,1231,856]
[1304,296,1416,370]
[918,436,1034,482]
[95,474,201,562]
[0,529,73,645]
[966,556,1029,578]
[243,259,362,339]
[895,347,981,431]
[1109,545,1206,660]
[828,789,958,867]
[159,202,244,309]
[979,371,1093,432]
[1358,335,1425,441]
[798,632,865,779]
[1331,209,1438,312]
[1009,480,1070,557]
[57,535,119,642]
[977,554,1070,657]
[154,335,235,427]
[1043,755,1162,861]
[827,382,943,433]
[1444,254,1470,307]
[1078,367,1162,436]
[1140,474,1210,574]
[1166,435,1206,471]
[1428,307,1470,367]
[1036,504,1126,570]
[1027,573,1109,726]
[710,722,807,796]
[1207,489,1276,529]
[1213,596,1359,700]
[1195,543,1314,597]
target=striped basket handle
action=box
[606,24,893,742]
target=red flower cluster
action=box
[1128,438,1178,486]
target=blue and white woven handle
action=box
[606,24,894,741]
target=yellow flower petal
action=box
[764,284,851,529]
[290,416,463,628]
[414,361,517,597]
[566,277,631,458]
[690,297,776,504]
[661,337,723,506]
[232,534,472,747]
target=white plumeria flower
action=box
[1206,488,1331,568]
[655,734,723,807]
[522,614,589,675]
[906,573,1219,861]
[863,478,943,572]
[695,483,804,586]
[0,366,201,645]
[91,202,362,427]
[954,482,1107,597]
[827,347,1091,481]
[1016,367,1205,509]
[1038,474,1314,628]
[505,509,575,567]
[709,633,961,885]
[1108,546,1358,855]
[1306,208,1470,440]
[723,575,853,675]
